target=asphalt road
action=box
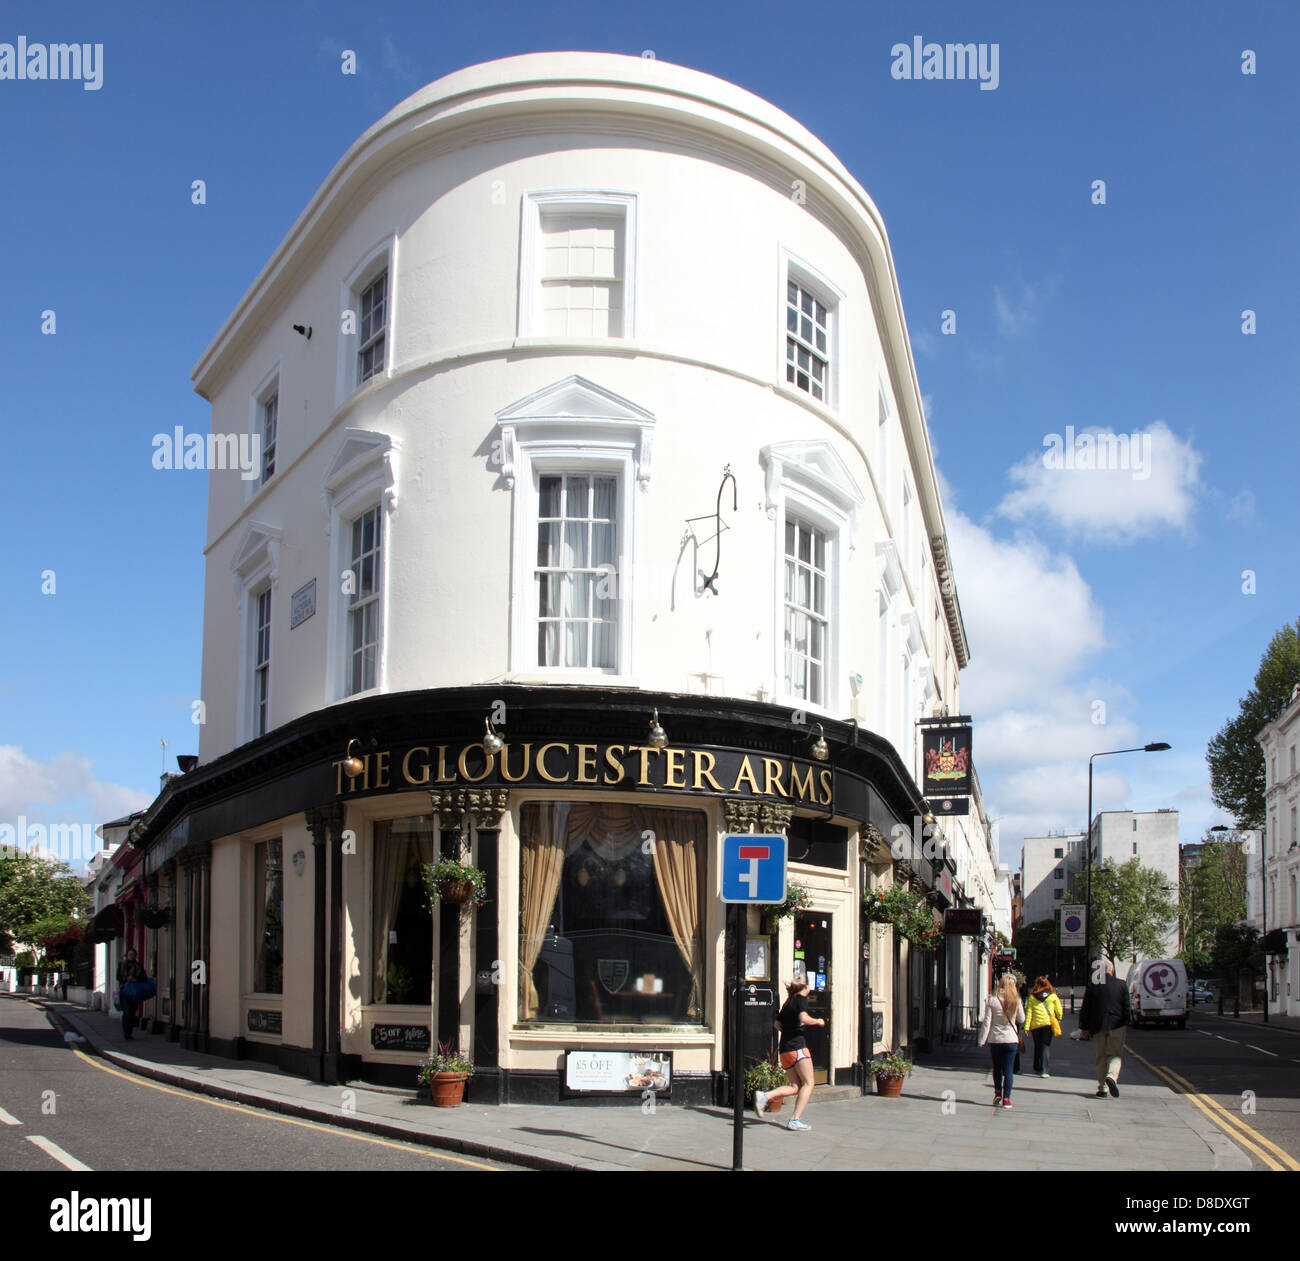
[0,998,519,1172]
[1123,1011,1300,1172]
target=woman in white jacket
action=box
[978,974,1025,1109]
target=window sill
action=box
[774,380,839,420]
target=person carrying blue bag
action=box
[115,948,154,1040]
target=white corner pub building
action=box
[131,52,990,1105]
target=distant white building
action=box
[1089,808,1180,979]
[1019,831,1086,928]
[1256,687,1300,1018]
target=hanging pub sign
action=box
[921,720,972,799]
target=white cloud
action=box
[993,280,1043,338]
[0,745,151,842]
[948,512,1106,711]
[996,420,1202,540]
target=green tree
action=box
[1179,836,1247,977]
[1011,918,1060,987]
[1206,618,1300,829]
[0,853,91,945]
[1211,924,1264,1003]
[1070,858,1177,968]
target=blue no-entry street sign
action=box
[721,833,788,903]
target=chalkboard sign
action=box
[247,1009,282,1035]
[370,1024,431,1052]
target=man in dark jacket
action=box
[115,949,147,1040]
[1079,959,1129,1098]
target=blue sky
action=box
[1,0,1294,870]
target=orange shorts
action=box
[779,1048,810,1070]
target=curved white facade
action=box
[194,51,969,781]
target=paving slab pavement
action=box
[7,994,1253,1172]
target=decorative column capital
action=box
[428,788,466,830]
[464,788,510,831]
[722,799,761,834]
[756,803,794,833]
[859,823,887,861]
[305,803,344,847]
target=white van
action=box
[1128,958,1189,1029]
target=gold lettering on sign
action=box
[818,768,833,805]
[333,759,348,795]
[664,748,687,789]
[500,743,532,783]
[575,744,598,784]
[434,746,455,783]
[457,743,495,783]
[536,743,569,783]
[602,744,626,785]
[635,745,663,786]
[401,747,430,786]
[762,758,788,798]
[788,763,814,801]
[375,750,391,789]
[692,749,724,792]
[731,756,760,794]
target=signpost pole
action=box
[731,900,744,1171]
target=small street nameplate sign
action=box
[290,579,317,629]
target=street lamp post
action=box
[1086,743,1171,974]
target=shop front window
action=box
[372,815,436,1004]
[519,802,705,1026]
[253,838,283,994]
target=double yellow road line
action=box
[1130,1050,1300,1172]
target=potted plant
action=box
[744,1058,790,1112]
[422,849,488,915]
[416,1040,476,1106]
[761,880,812,933]
[872,1051,913,1097]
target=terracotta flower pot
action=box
[440,878,475,905]
[429,1071,469,1106]
[875,1073,905,1097]
[764,1095,784,1113]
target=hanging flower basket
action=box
[765,881,813,926]
[140,905,171,930]
[422,855,487,913]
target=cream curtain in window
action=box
[371,817,435,1004]
[518,802,704,1020]
[643,807,704,1019]
[519,804,566,1019]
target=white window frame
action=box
[778,249,843,411]
[518,191,637,340]
[253,585,273,738]
[762,442,862,716]
[497,375,653,681]
[231,523,281,744]
[337,236,397,405]
[245,363,281,503]
[321,429,396,703]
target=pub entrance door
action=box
[793,912,832,1084]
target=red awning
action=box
[84,904,124,943]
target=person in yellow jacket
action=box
[1025,976,1064,1077]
